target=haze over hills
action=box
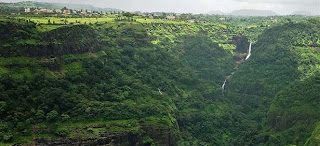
[2,1,319,16]
[207,9,320,16]
[230,9,278,16]
[208,10,225,15]
[2,0,320,15]
[207,9,282,16]
[1,1,123,12]
[292,11,313,16]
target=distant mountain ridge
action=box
[230,9,278,16]
[292,11,312,16]
[1,1,123,12]
[208,10,225,15]
[208,9,278,16]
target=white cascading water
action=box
[222,42,252,91]
[221,79,227,90]
[245,42,252,60]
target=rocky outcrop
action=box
[34,132,142,146]
[232,36,250,53]
[30,127,177,146]
[0,23,101,57]
[142,127,177,146]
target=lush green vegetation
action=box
[0,11,320,146]
[226,18,320,145]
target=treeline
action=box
[0,4,24,14]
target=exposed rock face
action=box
[232,36,250,53]
[31,128,177,146]
[142,127,177,146]
[0,43,99,57]
[34,132,142,146]
[0,24,100,57]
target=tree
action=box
[61,7,68,11]
[46,110,58,122]
[0,101,6,115]
[55,128,69,137]
[35,110,45,122]
[123,12,134,18]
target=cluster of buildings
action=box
[137,12,177,20]
[24,8,89,15]
[166,15,176,20]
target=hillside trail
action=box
[221,42,253,93]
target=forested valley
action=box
[1,2,320,145]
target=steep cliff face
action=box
[232,36,250,53]
[34,132,142,146]
[0,22,100,57]
[226,20,320,145]
[267,76,320,145]
[31,126,177,146]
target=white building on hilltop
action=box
[166,15,176,20]
[24,8,31,13]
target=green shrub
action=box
[46,110,58,122]
[142,136,155,146]
[55,128,69,138]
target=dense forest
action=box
[0,4,320,145]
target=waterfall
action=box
[222,42,253,93]
[245,42,252,60]
[158,88,163,95]
[221,79,227,90]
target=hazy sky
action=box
[1,0,320,14]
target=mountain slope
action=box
[0,13,320,145]
[0,17,245,145]
[226,18,320,145]
[292,11,312,16]
[268,75,320,145]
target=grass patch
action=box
[106,119,140,132]
[0,142,13,146]
[140,116,173,129]
[62,62,83,74]
[37,25,66,32]
[96,51,107,57]
[0,67,9,75]
[11,68,33,79]
[19,17,115,25]
[135,18,186,24]
[62,53,91,62]
[0,57,38,66]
